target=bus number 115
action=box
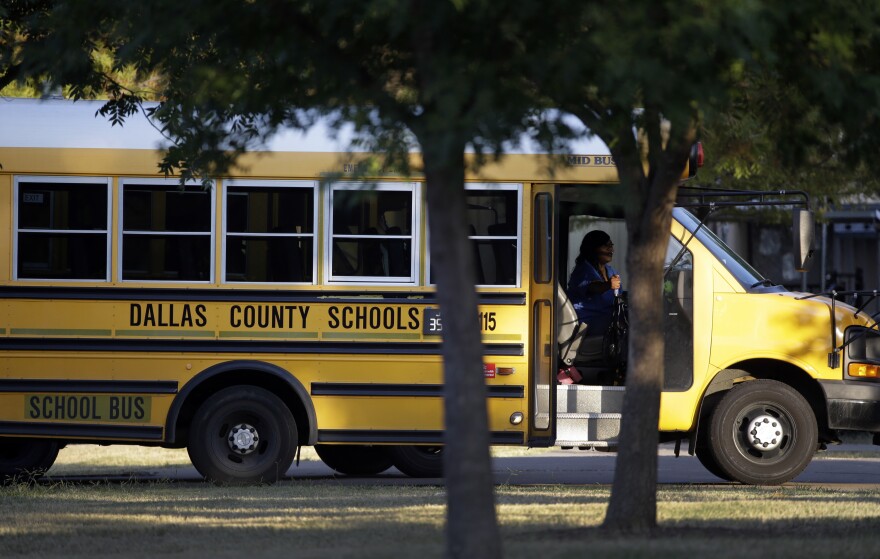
[479,311,497,332]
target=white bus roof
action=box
[0,97,611,156]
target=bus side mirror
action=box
[793,209,814,272]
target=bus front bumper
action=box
[820,380,880,431]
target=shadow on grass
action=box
[506,519,880,559]
[3,480,880,558]
[5,478,880,548]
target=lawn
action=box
[1,445,879,558]
[2,481,879,558]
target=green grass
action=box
[0,445,876,558]
[2,482,880,558]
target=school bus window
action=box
[120,180,213,282]
[533,192,552,283]
[14,178,110,280]
[328,184,416,283]
[429,186,521,286]
[663,235,694,390]
[224,182,316,283]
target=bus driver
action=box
[567,230,622,336]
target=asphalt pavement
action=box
[42,443,880,487]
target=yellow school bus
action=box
[1,97,877,485]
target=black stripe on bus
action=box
[0,421,163,441]
[311,383,524,399]
[0,380,178,394]
[0,338,524,356]
[0,286,526,306]
[316,429,524,445]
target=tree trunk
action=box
[421,142,502,559]
[603,174,679,534]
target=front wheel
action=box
[187,386,298,484]
[388,445,443,478]
[707,380,817,485]
[314,445,393,476]
[694,445,734,481]
[0,438,60,483]
[695,393,734,481]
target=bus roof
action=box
[0,97,611,156]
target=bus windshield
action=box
[672,207,783,292]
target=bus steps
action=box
[555,412,622,447]
[540,384,625,448]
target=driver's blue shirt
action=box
[567,261,619,336]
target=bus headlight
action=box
[509,412,524,425]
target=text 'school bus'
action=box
[1,98,879,485]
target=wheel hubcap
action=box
[228,423,260,455]
[746,414,784,451]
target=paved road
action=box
[487,446,880,486]
[45,444,880,486]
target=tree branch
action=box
[0,63,21,92]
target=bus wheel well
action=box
[697,359,831,444]
[169,366,314,449]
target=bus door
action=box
[528,184,558,445]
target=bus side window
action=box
[15,178,111,281]
[225,182,315,284]
[664,236,694,323]
[663,235,694,389]
[428,185,520,287]
[329,184,416,283]
[121,180,213,282]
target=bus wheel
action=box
[314,445,393,476]
[0,439,60,483]
[707,380,817,485]
[694,445,734,481]
[695,394,734,481]
[388,445,444,478]
[187,386,298,485]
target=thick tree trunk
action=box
[603,175,679,534]
[422,143,502,559]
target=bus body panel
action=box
[0,294,529,443]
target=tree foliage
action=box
[5,0,880,543]
[697,75,880,214]
[703,2,880,193]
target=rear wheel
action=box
[707,380,817,485]
[388,445,444,478]
[0,438,60,483]
[187,386,298,484]
[315,444,393,475]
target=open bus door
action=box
[528,183,558,446]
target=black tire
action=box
[388,445,443,478]
[0,438,60,483]
[315,445,393,476]
[694,445,734,481]
[187,386,298,484]
[707,380,817,485]
[695,393,734,481]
